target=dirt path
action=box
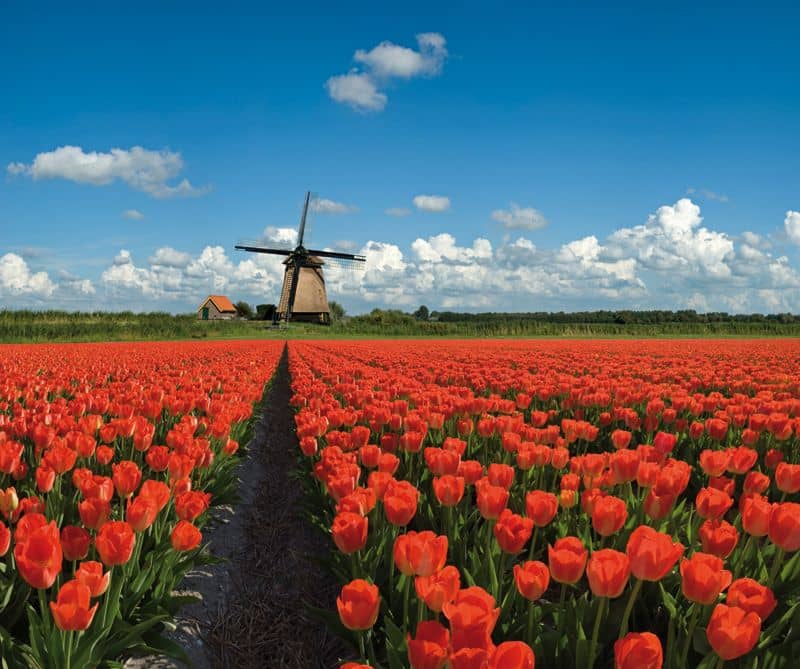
[204,344,345,669]
[126,343,345,669]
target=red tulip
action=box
[514,560,550,601]
[614,632,663,669]
[489,641,535,669]
[494,509,533,554]
[679,552,732,605]
[95,520,136,566]
[171,520,202,551]
[525,490,558,527]
[331,512,368,554]
[699,519,739,559]
[586,549,630,598]
[626,526,684,581]
[407,620,449,669]
[75,560,110,597]
[591,495,628,537]
[726,578,777,621]
[50,580,98,631]
[548,537,588,585]
[60,525,91,561]
[415,565,460,612]
[337,579,380,631]
[768,502,800,551]
[706,604,761,660]
[14,520,62,589]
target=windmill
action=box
[235,192,366,325]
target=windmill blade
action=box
[306,249,366,262]
[315,255,366,271]
[235,245,293,256]
[297,191,311,247]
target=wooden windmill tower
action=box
[236,192,366,325]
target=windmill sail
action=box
[235,191,365,324]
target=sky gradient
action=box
[1,1,799,313]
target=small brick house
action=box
[197,295,238,320]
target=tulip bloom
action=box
[394,530,448,577]
[548,537,588,585]
[679,552,732,605]
[695,487,734,520]
[591,496,628,537]
[75,560,110,597]
[586,549,631,598]
[336,579,380,631]
[741,494,772,537]
[494,509,533,554]
[525,490,558,527]
[78,497,112,531]
[443,586,500,652]
[407,620,449,669]
[477,483,509,520]
[14,520,63,589]
[383,480,419,526]
[489,641,535,669]
[775,463,800,494]
[95,520,136,566]
[614,632,663,669]
[726,578,777,621]
[433,475,465,507]
[415,565,460,612]
[50,580,99,631]
[768,502,800,551]
[626,526,684,581]
[514,560,550,601]
[331,512,368,554]
[699,519,739,559]
[61,525,91,561]
[0,521,9,557]
[171,520,202,551]
[699,449,731,478]
[112,460,142,498]
[706,604,761,660]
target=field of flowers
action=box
[290,339,800,669]
[0,340,283,668]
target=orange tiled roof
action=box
[200,295,237,313]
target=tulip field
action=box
[290,339,800,669]
[3,338,800,669]
[0,340,283,667]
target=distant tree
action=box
[329,301,346,322]
[256,304,275,321]
[234,301,254,319]
[413,305,430,321]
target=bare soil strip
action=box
[204,344,346,669]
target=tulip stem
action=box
[357,632,367,662]
[768,548,785,588]
[680,603,701,665]
[402,575,411,635]
[588,597,607,669]
[526,599,536,645]
[618,578,643,639]
[529,526,539,560]
[715,656,725,669]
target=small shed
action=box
[197,295,238,320]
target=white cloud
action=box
[122,209,144,220]
[354,33,447,79]
[385,207,411,217]
[8,146,209,199]
[0,253,57,298]
[413,194,450,212]
[491,203,548,230]
[325,72,387,112]
[327,33,447,111]
[149,246,192,268]
[784,211,800,245]
[311,197,358,214]
[263,226,298,246]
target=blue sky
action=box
[1,1,799,313]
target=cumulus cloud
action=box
[149,246,192,268]
[326,33,447,111]
[325,72,387,112]
[784,211,800,245]
[413,194,450,212]
[385,207,411,217]
[122,209,144,220]
[491,203,548,230]
[262,226,298,246]
[0,253,57,298]
[311,197,358,214]
[8,146,210,199]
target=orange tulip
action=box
[331,511,368,554]
[60,525,91,561]
[171,520,202,551]
[513,560,550,601]
[415,565,460,612]
[50,580,98,631]
[476,482,509,520]
[768,502,800,551]
[384,480,419,526]
[614,632,663,669]
[14,520,62,589]
[407,620,450,669]
[450,648,489,669]
[699,449,731,478]
[78,497,111,531]
[741,494,772,537]
[494,509,533,554]
[433,475,465,507]
[586,549,630,598]
[111,460,142,498]
[95,520,135,566]
[0,520,9,557]
[695,487,734,520]
[775,463,800,494]
[525,490,558,527]
[548,536,588,585]
[394,530,448,577]
[679,552,732,605]
[699,519,739,559]
[706,603,761,660]
[726,578,777,621]
[336,579,380,631]
[489,641,535,669]
[443,586,500,652]
[591,496,628,537]
[75,560,110,597]
[626,526,684,581]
